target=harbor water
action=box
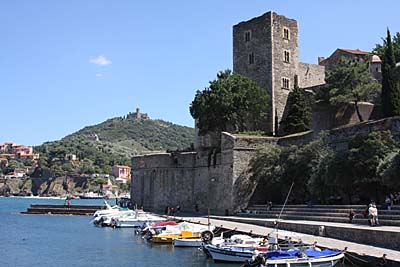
[0,197,350,267]
[0,197,234,267]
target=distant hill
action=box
[33,115,195,175]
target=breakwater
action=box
[21,204,105,215]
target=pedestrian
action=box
[176,205,181,214]
[369,204,379,226]
[195,204,199,213]
[165,206,169,215]
[363,204,371,225]
[67,199,71,208]
[384,196,392,210]
[348,209,355,223]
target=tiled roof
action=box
[338,48,370,55]
[113,165,131,168]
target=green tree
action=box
[306,133,335,203]
[381,29,400,117]
[347,131,399,202]
[190,70,269,135]
[281,75,312,135]
[373,31,400,63]
[377,151,400,191]
[324,58,381,122]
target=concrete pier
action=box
[173,214,400,264]
[22,204,105,215]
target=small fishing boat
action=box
[149,222,214,243]
[244,248,344,267]
[344,252,387,267]
[201,234,268,262]
[173,238,203,247]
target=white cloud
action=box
[96,73,103,77]
[90,55,111,66]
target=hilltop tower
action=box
[233,11,324,135]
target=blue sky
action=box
[1,0,399,146]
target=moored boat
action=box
[173,238,203,247]
[245,248,344,267]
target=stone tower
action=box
[233,11,299,135]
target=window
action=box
[283,27,290,39]
[248,53,254,64]
[282,78,290,89]
[244,30,251,42]
[284,51,290,63]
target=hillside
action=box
[33,115,195,176]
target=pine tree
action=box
[281,75,312,135]
[381,28,400,117]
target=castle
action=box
[233,11,381,135]
[131,11,390,215]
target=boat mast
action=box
[275,181,294,236]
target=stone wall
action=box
[131,141,235,214]
[312,102,382,134]
[131,132,279,214]
[298,62,325,89]
[131,117,400,215]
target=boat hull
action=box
[206,245,256,262]
[173,238,203,247]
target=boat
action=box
[344,251,387,267]
[92,200,133,226]
[202,234,268,262]
[111,211,166,228]
[244,248,344,267]
[79,192,104,199]
[243,183,344,266]
[173,238,203,247]
[149,222,214,243]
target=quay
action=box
[172,214,400,265]
[21,204,105,215]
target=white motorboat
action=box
[112,211,166,228]
[92,200,133,226]
[173,238,203,247]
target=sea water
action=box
[0,197,234,267]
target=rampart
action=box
[131,117,400,214]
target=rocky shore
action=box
[0,176,101,197]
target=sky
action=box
[1,0,399,146]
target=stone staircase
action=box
[237,204,400,226]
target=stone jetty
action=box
[22,204,105,215]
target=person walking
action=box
[368,204,379,226]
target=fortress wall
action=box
[131,118,400,214]
[312,102,382,133]
[298,62,325,88]
[131,142,236,214]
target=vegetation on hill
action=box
[33,116,194,176]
